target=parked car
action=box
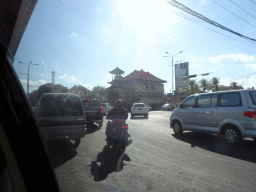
[35,93,87,147]
[131,103,148,118]
[82,99,103,128]
[101,103,113,115]
[161,103,172,111]
[170,90,256,145]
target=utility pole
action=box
[19,61,38,100]
[163,51,183,107]
[51,71,55,84]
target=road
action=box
[46,111,256,192]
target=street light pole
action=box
[19,61,38,100]
[164,51,183,107]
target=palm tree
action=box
[210,77,219,92]
[182,79,200,95]
[199,78,208,93]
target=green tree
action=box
[182,79,200,95]
[210,77,220,92]
[28,83,69,107]
[106,87,120,105]
[92,86,107,102]
[199,78,209,93]
[230,82,243,90]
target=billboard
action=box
[175,62,189,93]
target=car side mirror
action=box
[179,103,184,108]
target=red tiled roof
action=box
[123,70,166,83]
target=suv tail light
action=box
[101,106,103,114]
[145,106,147,109]
[244,110,256,118]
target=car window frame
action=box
[197,94,211,108]
[182,96,197,108]
[249,91,256,105]
[219,92,242,107]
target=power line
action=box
[229,0,256,21]
[251,0,256,5]
[168,9,256,48]
[221,71,256,85]
[167,0,256,43]
[212,0,256,28]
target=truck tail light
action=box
[244,110,256,118]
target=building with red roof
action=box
[107,67,166,108]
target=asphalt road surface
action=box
[46,111,256,192]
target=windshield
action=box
[3,0,256,191]
[82,100,101,108]
[134,104,145,107]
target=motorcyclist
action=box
[106,99,128,122]
[106,99,132,146]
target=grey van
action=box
[170,90,256,145]
[35,93,87,147]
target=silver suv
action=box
[170,90,256,145]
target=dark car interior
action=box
[0,0,60,191]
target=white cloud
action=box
[105,74,112,80]
[190,64,201,67]
[248,76,256,88]
[71,31,78,38]
[102,80,111,88]
[220,63,224,67]
[219,77,231,86]
[208,53,255,64]
[246,64,256,71]
[58,74,78,83]
[189,58,197,62]
[20,79,47,86]
[208,56,222,64]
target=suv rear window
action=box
[220,93,241,107]
[134,104,145,107]
[82,100,101,109]
[39,95,84,117]
[249,91,256,105]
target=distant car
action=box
[161,103,171,111]
[131,103,148,118]
[82,99,103,128]
[35,93,87,147]
[101,103,113,115]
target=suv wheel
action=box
[173,121,183,135]
[224,126,242,145]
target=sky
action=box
[13,0,256,94]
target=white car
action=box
[131,103,148,118]
[101,103,113,115]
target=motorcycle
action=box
[105,120,132,154]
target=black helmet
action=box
[115,99,123,108]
